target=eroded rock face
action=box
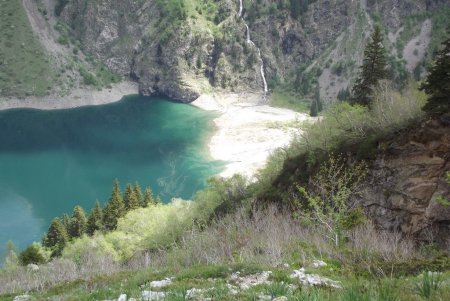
[56,0,450,103]
[356,117,450,248]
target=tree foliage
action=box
[420,29,450,114]
[142,187,154,207]
[19,244,46,266]
[296,154,368,246]
[103,179,126,231]
[124,183,141,211]
[351,26,388,106]
[68,205,87,238]
[43,218,69,249]
[87,201,103,236]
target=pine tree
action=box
[351,26,388,106]
[43,218,69,249]
[3,241,18,269]
[124,183,140,210]
[103,179,126,231]
[155,195,162,205]
[142,187,154,207]
[62,213,71,234]
[420,28,450,114]
[86,201,103,235]
[68,205,87,238]
[134,182,143,205]
[310,85,323,117]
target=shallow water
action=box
[0,95,223,256]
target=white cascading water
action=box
[238,0,268,96]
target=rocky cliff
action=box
[52,0,450,103]
[356,116,450,248]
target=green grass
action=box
[269,88,310,113]
[0,0,55,97]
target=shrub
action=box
[19,244,46,266]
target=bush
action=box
[19,244,46,266]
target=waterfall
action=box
[238,0,269,96]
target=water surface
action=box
[0,95,222,256]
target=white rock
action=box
[141,290,165,301]
[290,269,341,289]
[27,264,39,272]
[128,298,137,301]
[117,293,127,301]
[13,295,31,301]
[149,277,172,288]
[230,271,272,290]
[311,260,327,268]
[273,297,288,301]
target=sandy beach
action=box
[0,81,138,111]
[193,93,311,179]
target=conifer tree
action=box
[124,183,140,210]
[351,26,388,106]
[62,213,71,234]
[43,218,69,250]
[155,195,162,205]
[103,179,126,231]
[310,85,323,117]
[134,182,143,205]
[86,201,103,235]
[142,187,154,207]
[420,28,450,114]
[3,241,18,269]
[68,205,87,238]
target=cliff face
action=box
[56,0,450,103]
[356,117,450,248]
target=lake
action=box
[0,95,223,257]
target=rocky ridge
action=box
[53,0,450,103]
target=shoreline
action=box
[0,86,309,180]
[0,81,138,111]
[192,93,311,179]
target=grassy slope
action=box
[0,0,55,97]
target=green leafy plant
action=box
[414,271,443,299]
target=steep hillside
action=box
[51,0,450,105]
[3,0,447,105]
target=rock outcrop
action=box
[356,117,450,248]
[54,0,450,103]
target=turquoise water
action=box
[0,95,223,256]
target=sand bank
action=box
[193,93,311,179]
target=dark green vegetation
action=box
[351,26,388,106]
[0,0,55,97]
[420,28,450,114]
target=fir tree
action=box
[103,179,126,231]
[68,205,87,238]
[351,26,388,106]
[62,213,71,233]
[142,187,154,207]
[43,218,69,255]
[3,241,18,269]
[310,85,323,117]
[124,183,140,210]
[155,195,162,205]
[133,182,143,205]
[420,28,450,114]
[86,201,103,235]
